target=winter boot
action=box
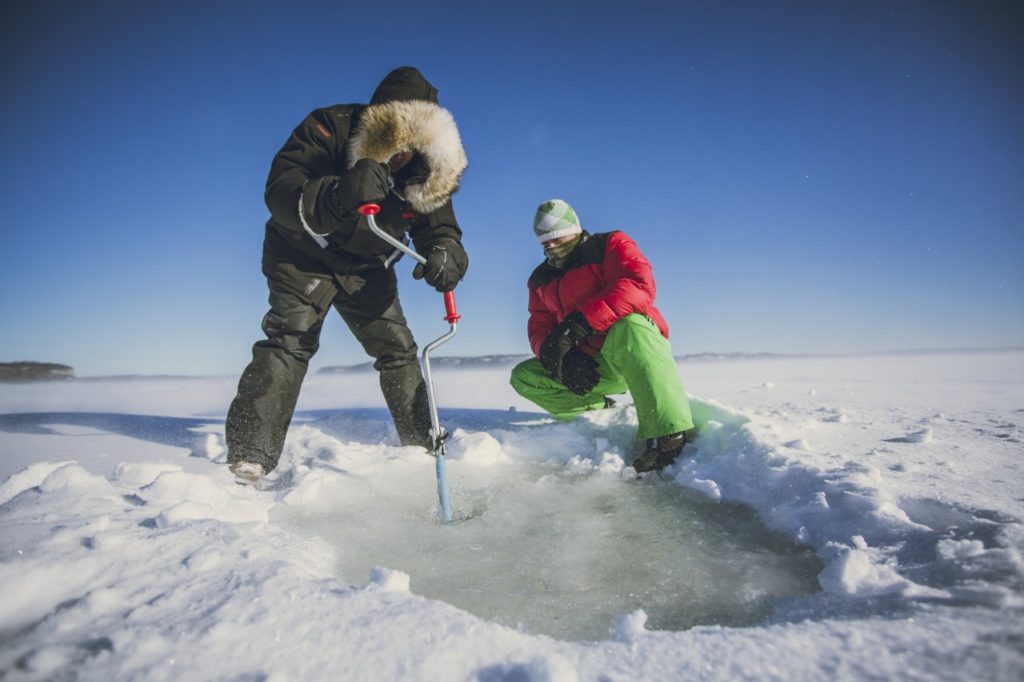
[632,431,687,473]
[230,461,265,486]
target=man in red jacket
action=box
[510,199,694,473]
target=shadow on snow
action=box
[0,407,553,454]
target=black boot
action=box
[379,362,433,450]
[632,431,687,473]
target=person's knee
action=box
[509,362,529,395]
[510,358,545,395]
[374,351,418,372]
[260,308,322,359]
[367,327,418,371]
[351,316,418,369]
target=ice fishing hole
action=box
[275,461,823,641]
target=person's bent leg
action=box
[335,267,432,448]
[600,314,693,439]
[510,357,626,419]
[226,247,336,473]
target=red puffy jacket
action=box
[527,230,670,357]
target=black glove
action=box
[538,311,594,378]
[558,311,593,342]
[332,158,392,215]
[560,348,600,395]
[539,327,574,377]
[412,238,469,292]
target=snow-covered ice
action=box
[0,351,1022,680]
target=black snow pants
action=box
[225,230,431,472]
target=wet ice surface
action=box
[276,459,823,641]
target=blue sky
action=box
[1,1,1021,376]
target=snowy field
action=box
[0,351,1021,681]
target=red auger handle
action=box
[443,291,461,323]
[358,201,459,323]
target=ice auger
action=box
[358,203,458,522]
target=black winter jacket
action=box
[263,71,467,275]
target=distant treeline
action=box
[319,354,531,374]
[0,362,75,382]
[316,351,801,374]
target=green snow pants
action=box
[510,314,693,439]
[225,229,431,472]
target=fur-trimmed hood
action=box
[347,100,468,214]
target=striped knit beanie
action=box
[533,199,582,243]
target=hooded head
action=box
[370,66,439,105]
[349,67,466,213]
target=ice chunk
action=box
[367,566,410,593]
[613,609,648,643]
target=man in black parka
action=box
[226,67,469,483]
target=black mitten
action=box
[539,328,574,378]
[558,311,593,343]
[333,158,392,215]
[412,238,469,292]
[560,349,600,395]
[538,311,593,378]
